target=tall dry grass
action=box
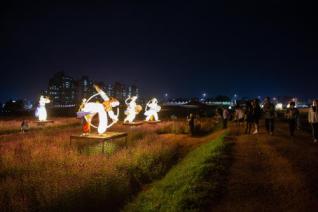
[0,117,79,134]
[0,122,181,211]
[0,117,218,211]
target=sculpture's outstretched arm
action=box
[94,84,109,101]
[125,97,130,105]
[108,110,118,121]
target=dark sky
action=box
[1,0,317,102]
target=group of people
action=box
[221,97,318,143]
[231,98,263,134]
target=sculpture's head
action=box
[151,98,158,104]
[40,96,50,104]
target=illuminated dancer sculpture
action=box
[35,96,50,121]
[77,85,119,134]
[144,98,161,122]
[124,96,142,123]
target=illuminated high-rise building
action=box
[47,71,76,107]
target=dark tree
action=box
[3,100,24,113]
[214,95,231,102]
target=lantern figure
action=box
[35,96,50,121]
[77,85,119,134]
[144,98,161,122]
[124,96,142,123]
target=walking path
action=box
[212,121,318,211]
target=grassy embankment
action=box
[125,132,232,212]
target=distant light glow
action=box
[275,103,283,110]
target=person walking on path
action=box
[223,108,230,129]
[245,101,253,134]
[235,106,245,126]
[308,100,318,143]
[251,99,261,134]
[263,97,275,135]
[286,101,299,137]
[216,108,223,124]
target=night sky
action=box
[1,0,317,102]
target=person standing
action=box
[263,97,275,135]
[235,106,245,126]
[245,101,253,134]
[223,108,230,129]
[308,100,318,143]
[251,99,261,134]
[187,113,195,136]
[216,108,223,124]
[20,120,29,133]
[286,101,299,137]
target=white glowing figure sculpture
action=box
[124,96,142,123]
[35,96,50,121]
[77,85,119,134]
[144,98,161,121]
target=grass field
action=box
[0,117,79,135]
[0,117,219,211]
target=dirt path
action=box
[212,121,318,211]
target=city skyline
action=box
[45,71,139,107]
[0,68,316,103]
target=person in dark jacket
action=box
[251,99,262,134]
[286,101,299,137]
[187,113,195,135]
[245,101,253,134]
[222,108,230,129]
[263,97,275,135]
